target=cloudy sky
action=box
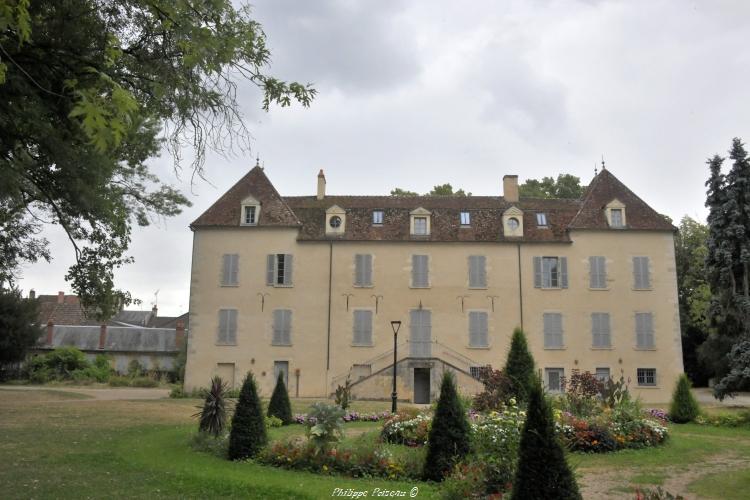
[18,0,750,316]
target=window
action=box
[591,312,611,348]
[412,255,429,288]
[272,309,292,345]
[470,365,490,380]
[409,309,432,357]
[221,254,239,286]
[373,210,384,225]
[460,211,471,226]
[637,368,656,386]
[536,213,548,226]
[507,217,520,231]
[468,255,487,288]
[545,368,565,392]
[352,310,373,346]
[595,367,611,382]
[243,206,257,225]
[543,312,564,348]
[217,309,237,345]
[413,216,428,235]
[610,208,624,227]
[635,312,655,348]
[352,364,372,381]
[633,256,651,289]
[468,311,489,347]
[589,256,607,289]
[266,254,293,286]
[274,361,289,387]
[354,254,373,287]
[329,215,342,228]
[534,256,568,289]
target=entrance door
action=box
[274,361,289,387]
[413,368,431,404]
[409,310,432,357]
[216,363,235,389]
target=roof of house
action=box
[190,166,675,241]
[41,326,179,353]
[37,294,101,326]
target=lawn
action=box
[1,387,750,499]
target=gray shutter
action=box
[544,313,563,348]
[266,255,275,286]
[221,254,231,285]
[354,255,362,286]
[353,311,362,344]
[602,313,611,347]
[633,257,643,288]
[228,309,237,344]
[469,312,479,347]
[645,312,653,347]
[230,254,239,285]
[589,257,598,288]
[364,254,373,286]
[284,310,292,345]
[533,257,542,288]
[272,309,282,344]
[218,309,228,343]
[598,257,607,287]
[543,313,552,347]
[283,254,293,286]
[591,313,600,347]
[469,256,486,288]
[560,257,568,288]
[362,310,372,344]
[642,257,651,288]
[412,255,428,287]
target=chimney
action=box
[57,291,64,304]
[29,289,36,300]
[503,175,519,203]
[151,304,158,319]
[98,324,107,350]
[46,321,54,346]
[317,169,326,200]
[175,320,185,349]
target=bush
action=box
[267,372,293,425]
[601,375,631,408]
[109,375,131,387]
[265,415,283,428]
[127,359,145,377]
[130,376,158,387]
[669,374,700,423]
[381,413,432,446]
[561,370,604,417]
[334,376,352,410]
[472,367,514,412]
[194,376,229,437]
[423,372,471,482]
[305,402,345,453]
[28,347,89,381]
[470,402,525,493]
[504,328,535,404]
[228,372,267,460]
[441,458,486,499]
[694,410,750,427]
[169,386,185,398]
[511,377,581,500]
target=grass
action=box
[688,468,750,499]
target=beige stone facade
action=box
[184,168,683,403]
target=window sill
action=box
[539,287,564,291]
[220,284,239,288]
[467,345,490,350]
[468,286,488,290]
[272,284,294,288]
[544,346,567,350]
[634,347,657,351]
[351,343,374,348]
[240,223,258,227]
[588,287,610,291]
[591,346,614,350]
[632,287,653,291]
[636,385,659,389]
[353,285,374,289]
[459,225,471,229]
[215,343,237,347]
[410,286,431,289]
[410,234,430,238]
[271,343,292,347]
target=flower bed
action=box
[555,411,668,452]
[293,411,391,425]
[380,413,432,446]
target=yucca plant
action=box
[194,376,229,437]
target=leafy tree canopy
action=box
[518,174,585,199]
[0,0,315,319]
[0,288,42,364]
[390,183,471,196]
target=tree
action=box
[669,374,700,423]
[511,377,581,500]
[675,216,711,385]
[195,376,229,437]
[504,327,535,404]
[267,372,292,425]
[390,188,419,197]
[703,139,750,398]
[423,371,471,482]
[228,372,267,460]
[518,174,584,199]
[0,1,315,319]
[0,288,42,364]
[389,184,471,196]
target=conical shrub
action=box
[511,376,581,500]
[423,371,471,482]
[268,371,293,425]
[228,372,267,460]
[505,327,535,403]
[669,373,700,423]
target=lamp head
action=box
[390,320,402,335]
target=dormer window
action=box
[373,210,384,225]
[502,206,524,237]
[605,199,626,228]
[536,213,548,227]
[325,205,346,235]
[240,196,260,226]
[410,207,432,236]
[460,211,471,226]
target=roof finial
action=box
[255,154,260,168]
[594,162,598,176]
[601,154,606,170]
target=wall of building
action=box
[185,227,682,403]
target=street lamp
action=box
[390,320,402,413]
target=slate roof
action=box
[190,166,674,241]
[37,295,100,326]
[43,326,179,353]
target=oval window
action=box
[329,215,342,228]
[507,217,520,231]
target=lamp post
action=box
[390,320,402,413]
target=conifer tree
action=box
[228,372,267,460]
[267,371,293,425]
[504,327,535,403]
[423,371,471,482]
[511,377,581,500]
[669,374,700,423]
